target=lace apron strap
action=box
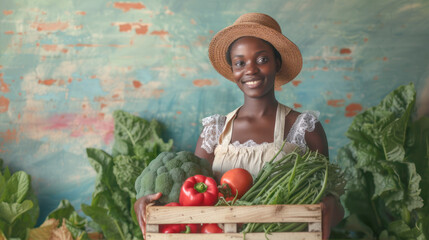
[274,104,292,148]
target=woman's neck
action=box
[240,95,278,117]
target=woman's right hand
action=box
[134,192,162,238]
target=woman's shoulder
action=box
[202,114,227,127]
[285,108,320,127]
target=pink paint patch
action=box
[346,93,353,99]
[114,2,146,12]
[135,24,149,35]
[1,73,10,93]
[340,48,352,54]
[327,99,345,107]
[3,10,13,15]
[0,96,10,113]
[193,79,213,87]
[2,11,13,19]
[119,23,132,32]
[0,129,18,143]
[150,30,169,39]
[291,80,302,87]
[42,44,58,51]
[32,21,69,32]
[133,80,142,88]
[345,103,363,117]
[44,113,115,145]
[294,103,302,109]
[38,79,57,86]
[76,11,86,15]
[4,31,14,35]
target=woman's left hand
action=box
[321,194,344,240]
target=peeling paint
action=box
[291,80,302,86]
[150,30,169,39]
[327,99,345,107]
[38,79,57,86]
[0,129,18,143]
[0,96,9,113]
[133,80,142,88]
[32,21,69,32]
[293,103,302,108]
[345,103,363,117]
[193,79,215,87]
[3,10,13,15]
[0,73,10,93]
[113,2,146,12]
[340,48,352,54]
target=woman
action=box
[135,13,344,239]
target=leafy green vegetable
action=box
[47,199,90,239]
[81,110,173,240]
[331,83,429,240]
[135,151,213,204]
[0,159,39,240]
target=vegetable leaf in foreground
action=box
[82,110,173,239]
[332,83,429,239]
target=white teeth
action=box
[246,81,259,85]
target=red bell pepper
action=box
[159,202,200,233]
[160,223,200,233]
[179,175,219,206]
[201,223,224,233]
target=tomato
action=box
[201,223,223,233]
[220,168,253,199]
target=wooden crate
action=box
[146,204,322,240]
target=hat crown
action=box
[233,13,282,33]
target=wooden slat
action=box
[224,223,237,233]
[146,232,321,240]
[146,204,321,224]
[146,224,159,233]
[308,222,322,232]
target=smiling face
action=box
[229,36,281,99]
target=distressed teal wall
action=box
[1,0,428,224]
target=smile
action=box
[244,80,263,88]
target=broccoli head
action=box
[135,151,213,204]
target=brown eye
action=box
[257,56,268,64]
[233,60,245,68]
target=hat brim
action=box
[209,23,303,88]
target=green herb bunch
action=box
[235,147,345,235]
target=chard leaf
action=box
[380,87,415,162]
[0,171,30,204]
[112,110,173,157]
[406,117,429,212]
[47,199,76,222]
[81,204,126,240]
[387,220,424,239]
[346,83,416,150]
[0,200,33,224]
[113,155,146,198]
[337,83,427,238]
[417,215,429,239]
[0,172,5,199]
[86,148,116,202]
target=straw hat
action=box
[208,13,302,87]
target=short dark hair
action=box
[225,37,282,67]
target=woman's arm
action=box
[194,135,215,165]
[305,119,344,239]
[305,121,329,158]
